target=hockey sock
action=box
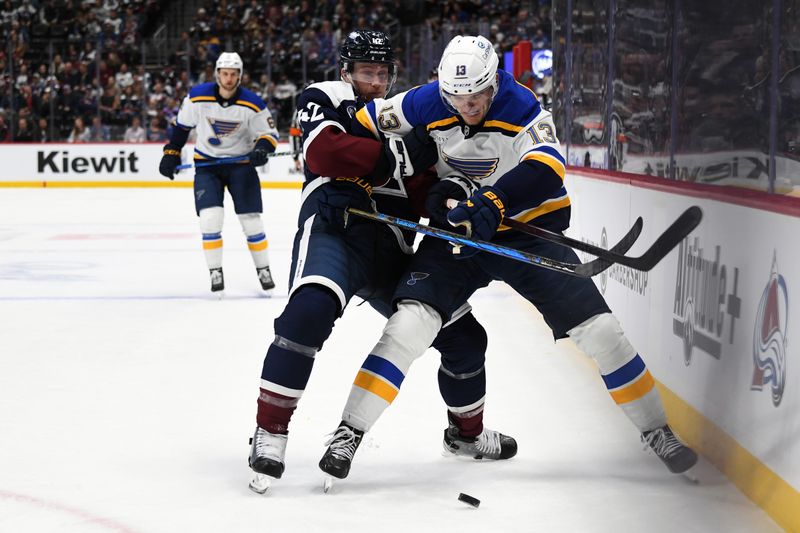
[257,286,339,433]
[199,207,224,269]
[238,213,270,269]
[433,312,487,437]
[568,313,667,431]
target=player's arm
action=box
[248,106,280,167]
[159,96,195,179]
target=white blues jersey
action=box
[355,69,569,232]
[176,82,279,160]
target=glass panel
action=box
[674,1,771,190]
[777,0,800,195]
[611,0,673,174]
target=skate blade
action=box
[211,290,225,300]
[323,476,334,494]
[249,472,273,494]
[261,288,275,298]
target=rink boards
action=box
[566,168,799,532]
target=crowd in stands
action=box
[0,0,551,142]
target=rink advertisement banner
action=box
[565,169,799,529]
[0,143,303,186]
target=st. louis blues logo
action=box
[751,252,788,407]
[407,272,430,286]
[206,117,241,146]
[441,150,499,181]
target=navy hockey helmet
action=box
[339,30,397,94]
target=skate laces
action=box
[324,426,360,461]
[258,268,272,283]
[211,269,223,283]
[642,427,683,458]
[253,427,287,460]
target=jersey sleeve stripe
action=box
[235,100,261,112]
[522,152,566,179]
[355,106,379,137]
[258,135,278,148]
[500,195,571,229]
[529,145,566,164]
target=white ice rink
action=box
[0,187,781,533]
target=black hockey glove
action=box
[424,176,477,228]
[317,178,374,230]
[365,124,438,185]
[159,144,182,179]
[249,139,273,167]
[447,186,507,258]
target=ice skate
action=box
[256,266,275,292]
[319,421,364,488]
[248,427,287,494]
[209,267,224,294]
[443,422,517,460]
[642,424,698,474]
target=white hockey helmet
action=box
[437,35,499,112]
[215,52,243,86]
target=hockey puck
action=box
[458,493,480,508]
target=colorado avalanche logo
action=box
[206,118,241,146]
[751,252,788,407]
[441,151,499,181]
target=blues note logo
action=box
[441,150,498,180]
[207,118,241,146]
[407,272,430,286]
[751,252,788,407]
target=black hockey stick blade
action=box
[501,216,644,262]
[346,208,619,278]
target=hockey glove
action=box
[366,124,438,186]
[447,186,507,257]
[317,178,374,230]
[424,176,477,228]
[159,144,182,179]
[249,138,273,167]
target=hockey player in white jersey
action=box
[320,35,697,477]
[159,52,278,294]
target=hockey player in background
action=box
[159,52,278,294]
[320,35,697,478]
[247,30,516,494]
[288,111,303,174]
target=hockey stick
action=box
[501,206,702,272]
[175,150,299,170]
[346,208,641,278]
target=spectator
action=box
[13,117,35,142]
[33,117,50,142]
[67,116,90,143]
[88,116,111,141]
[146,116,166,141]
[123,115,146,142]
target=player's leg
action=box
[228,165,274,291]
[194,169,226,292]
[434,310,518,460]
[486,235,697,473]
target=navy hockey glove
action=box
[159,144,182,179]
[447,186,507,256]
[424,176,477,228]
[317,178,373,229]
[249,139,273,167]
[366,124,438,185]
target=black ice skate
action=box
[443,422,518,460]
[209,268,224,292]
[641,424,698,474]
[248,426,288,494]
[319,421,364,481]
[256,266,275,291]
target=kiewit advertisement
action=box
[0,143,301,185]
[565,169,799,529]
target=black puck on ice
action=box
[458,493,480,508]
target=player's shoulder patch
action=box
[401,82,454,131]
[189,82,216,100]
[235,87,266,112]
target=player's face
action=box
[347,62,391,102]
[445,85,494,125]
[217,68,240,92]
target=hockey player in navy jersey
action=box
[320,35,698,477]
[247,30,516,494]
[158,52,278,294]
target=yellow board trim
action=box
[353,371,398,403]
[0,181,304,189]
[657,381,800,532]
[248,240,268,251]
[609,370,655,404]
